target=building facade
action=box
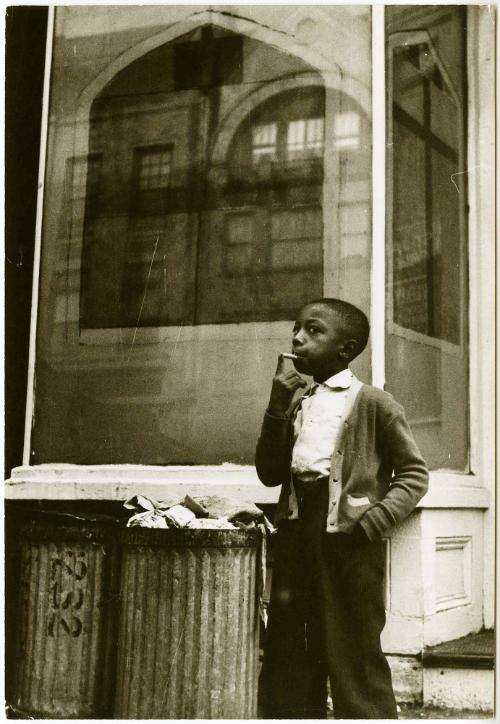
[6,4,495,707]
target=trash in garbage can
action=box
[114,527,261,719]
[11,511,121,719]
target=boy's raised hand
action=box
[267,354,307,417]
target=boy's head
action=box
[291,298,370,382]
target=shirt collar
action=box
[311,368,353,393]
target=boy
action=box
[256,298,428,719]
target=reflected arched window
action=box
[79,26,326,328]
[202,86,325,323]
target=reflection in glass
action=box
[386,6,468,470]
[135,147,172,191]
[287,118,324,158]
[79,29,329,327]
[392,41,460,343]
[333,112,360,150]
[32,7,372,465]
[252,124,277,162]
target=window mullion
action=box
[371,4,386,389]
[23,6,55,465]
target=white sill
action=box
[5,464,490,509]
[418,472,489,509]
[5,464,279,504]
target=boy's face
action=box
[291,303,354,382]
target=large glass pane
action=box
[386,6,468,470]
[32,6,372,465]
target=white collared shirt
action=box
[291,368,353,482]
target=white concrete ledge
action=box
[418,474,490,509]
[5,464,279,504]
[5,465,490,509]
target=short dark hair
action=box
[307,297,370,358]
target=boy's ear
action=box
[340,338,358,361]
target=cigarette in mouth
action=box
[282,353,299,360]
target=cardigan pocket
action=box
[338,494,373,526]
[346,494,371,507]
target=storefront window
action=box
[385,6,468,470]
[32,6,372,465]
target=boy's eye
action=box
[307,325,320,335]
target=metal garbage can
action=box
[114,527,261,719]
[11,511,121,719]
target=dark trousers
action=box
[260,480,397,719]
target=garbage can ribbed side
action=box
[114,528,260,720]
[12,516,120,719]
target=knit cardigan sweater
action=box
[255,379,429,540]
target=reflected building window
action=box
[224,213,255,274]
[70,154,103,201]
[270,208,323,269]
[339,203,369,259]
[333,112,360,150]
[66,154,102,228]
[287,118,324,159]
[135,146,172,191]
[252,124,277,163]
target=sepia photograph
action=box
[4,3,496,719]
